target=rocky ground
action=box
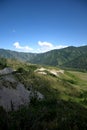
[0,67,44,111]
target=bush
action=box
[17,67,26,73]
[0,57,7,69]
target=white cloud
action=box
[13,42,33,52]
[13,41,68,53]
[13,42,21,49]
[38,41,53,48]
[37,41,67,53]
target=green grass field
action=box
[0,59,87,130]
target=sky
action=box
[0,0,87,53]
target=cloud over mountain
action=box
[13,42,33,52]
[13,41,67,53]
[37,41,67,52]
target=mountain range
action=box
[0,46,87,130]
[0,45,87,70]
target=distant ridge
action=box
[0,45,87,70]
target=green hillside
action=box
[30,46,87,70]
[61,53,87,71]
[0,58,87,130]
[0,49,35,62]
[0,45,87,70]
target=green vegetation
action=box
[26,45,87,71]
[1,45,87,71]
[0,57,7,69]
[0,58,87,130]
[1,99,87,130]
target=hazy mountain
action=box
[0,45,87,70]
[0,49,35,62]
[30,46,87,68]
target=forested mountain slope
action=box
[0,45,87,70]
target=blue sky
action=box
[0,0,87,53]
